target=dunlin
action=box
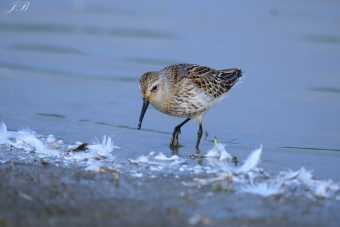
[138,63,243,149]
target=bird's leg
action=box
[170,118,190,147]
[195,123,203,149]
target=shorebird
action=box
[137,63,243,149]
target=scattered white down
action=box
[128,155,149,164]
[1,121,339,200]
[154,152,179,161]
[205,142,232,161]
[66,135,116,161]
[0,122,7,144]
[6,128,60,157]
[240,181,284,197]
[208,157,230,173]
[86,161,103,172]
[236,145,262,173]
[129,154,184,166]
[87,135,115,157]
[314,180,340,198]
[296,167,314,187]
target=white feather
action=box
[279,169,301,180]
[208,158,230,172]
[205,142,232,161]
[240,181,283,197]
[65,135,115,161]
[314,181,329,198]
[296,167,314,187]
[236,145,262,173]
[8,128,60,157]
[87,135,115,157]
[128,155,149,164]
[86,161,103,172]
[154,152,179,161]
[0,122,7,144]
[66,152,94,161]
[205,148,219,157]
[219,146,232,162]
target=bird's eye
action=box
[151,85,158,92]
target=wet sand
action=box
[1,144,340,227]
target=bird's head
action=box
[138,71,164,129]
[139,71,163,104]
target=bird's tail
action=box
[218,68,244,87]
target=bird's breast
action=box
[152,84,225,118]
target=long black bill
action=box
[138,98,149,130]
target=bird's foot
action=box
[170,131,181,147]
[170,137,181,147]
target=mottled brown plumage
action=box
[138,63,243,149]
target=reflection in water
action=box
[169,145,179,155]
[107,27,177,39]
[299,34,340,44]
[170,145,202,155]
[0,22,178,40]
[0,60,137,82]
[37,113,66,118]
[6,43,85,55]
[82,26,177,38]
[94,122,113,126]
[282,146,340,152]
[0,61,65,75]
[123,57,179,66]
[117,125,171,134]
[307,87,340,94]
[112,76,138,82]
[0,22,75,33]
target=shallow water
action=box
[1,0,340,225]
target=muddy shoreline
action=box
[1,148,339,227]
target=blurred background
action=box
[0,0,339,157]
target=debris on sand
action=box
[1,121,339,200]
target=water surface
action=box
[1,1,340,226]
[0,0,339,179]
